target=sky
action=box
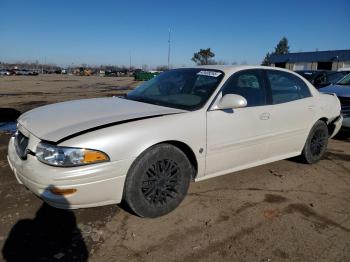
[1,0,349,68]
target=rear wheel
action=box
[123,144,192,218]
[301,120,328,164]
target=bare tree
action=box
[191,48,216,65]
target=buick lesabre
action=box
[7,66,342,217]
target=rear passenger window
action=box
[267,70,311,104]
[222,70,267,107]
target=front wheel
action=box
[301,120,329,164]
[123,144,192,218]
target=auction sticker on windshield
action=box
[197,71,222,77]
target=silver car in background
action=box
[0,69,11,76]
[319,73,350,131]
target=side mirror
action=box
[216,94,247,110]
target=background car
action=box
[295,70,348,88]
[338,67,350,73]
[319,73,350,131]
[0,69,11,76]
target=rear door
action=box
[206,69,271,176]
[263,69,316,159]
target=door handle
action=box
[308,105,314,110]
[260,112,270,120]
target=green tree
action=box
[274,37,290,55]
[191,48,215,65]
[261,37,290,66]
[261,52,271,66]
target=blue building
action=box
[269,50,350,71]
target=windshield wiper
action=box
[129,96,149,103]
[126,95,165,106]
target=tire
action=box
[123,144,192,218]
[301,120,329,164]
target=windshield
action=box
[126,68,224,110]
[337,73,350,85]
[328,72,348,84]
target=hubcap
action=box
[310,129,327,157]
[141,159,180,205]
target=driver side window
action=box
[222,70,267,107]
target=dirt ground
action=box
[0,75,350,262]
[0,75,138,113]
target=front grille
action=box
[14,131,29,160]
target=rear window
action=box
[267,70,311,104]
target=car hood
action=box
[319,84,350,98]
[18,97,186,142]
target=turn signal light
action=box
[50,188,77,195]
[83,150,109,164]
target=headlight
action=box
[36,142,109,167]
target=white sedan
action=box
[7,66,342,217]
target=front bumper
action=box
[7,137,133,209]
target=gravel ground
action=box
[0,75,349,261]
[0,75,138,113]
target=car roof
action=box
[295,70,325,73]
[178,65,320,97]
[180,65,298,75]
[296,70,341,75]
[338,67,350,72]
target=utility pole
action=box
[129,51,132,71]
[167,28,171,69]
[42,57,46,74]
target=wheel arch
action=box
[318,117,337,137]
[128,140,199,180]
[155,140,198,180]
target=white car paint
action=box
[18,97,186,142]
[7,65,342,209]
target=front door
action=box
[206,69,271,176]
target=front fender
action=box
[59,110,207,177]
